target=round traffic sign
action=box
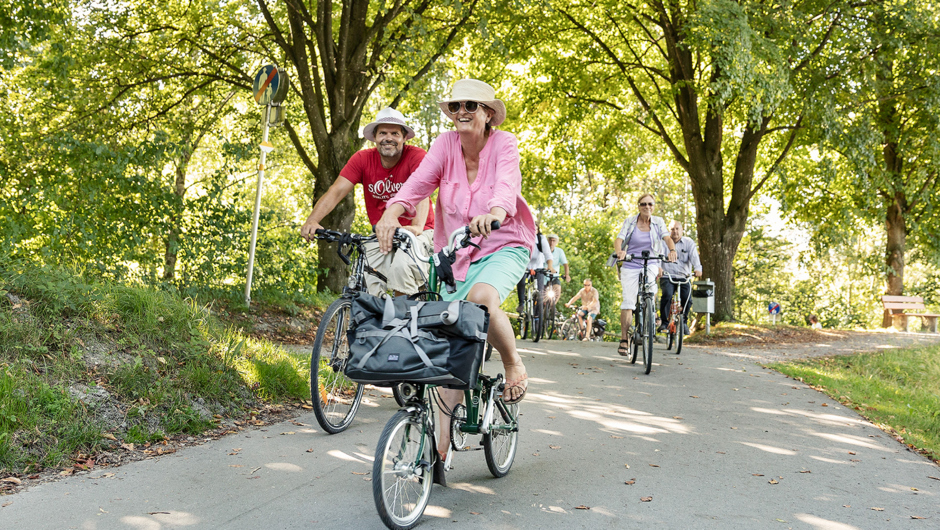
[253,65,289,105]
[768,302,781,315]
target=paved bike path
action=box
[2,338,939,529]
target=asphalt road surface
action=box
[3,334,939,529]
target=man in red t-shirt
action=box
[301,108,434,295]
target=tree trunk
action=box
[660,11,761,322]
[163,153,190,281]
[876,42,907,327]
[883,193,907,325]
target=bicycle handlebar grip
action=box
[490,220,501,230]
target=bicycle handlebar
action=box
[312,228,428,261]
[609,252,666,266]
[444,221,501,254]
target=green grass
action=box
[769,345,940,462]
[0,262,311,475]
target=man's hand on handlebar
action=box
[300,219,323,241]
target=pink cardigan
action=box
[388,130,536,281]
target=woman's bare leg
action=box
[436,387,463,457]
[467,283,527,402]
[621,309,634,340]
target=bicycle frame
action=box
[398,225,518,450]
[666,275,692,332]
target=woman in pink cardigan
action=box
[376,79,534,462]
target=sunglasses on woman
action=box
[446,101,488,114]
[639,201,654,207]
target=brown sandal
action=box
[618,339,630,356]
[503,373,528,404]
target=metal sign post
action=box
[245,65,289,307]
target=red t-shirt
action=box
[339,145,434,229]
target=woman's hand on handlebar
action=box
[375,208,404,254]
[469,210,505,238]
[615,249,626,261]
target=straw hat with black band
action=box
[438,79,507,127]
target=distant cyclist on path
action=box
[613,193,676,355]
[658,220,702,336]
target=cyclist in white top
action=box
[515,229,554,313]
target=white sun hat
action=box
[438,79,507,127]
[362,107,416,142]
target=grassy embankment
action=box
[0,263,312,477]
[770,345,940,462]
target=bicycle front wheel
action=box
[643,301,655,374]
[546,303,557,339]
[311,298,363,434]
[483,400,519,478]
[675,319,684,355]
[519,309,529,340]
[373,410,433,530]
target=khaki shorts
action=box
[362,229,433,296]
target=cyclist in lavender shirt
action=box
[613,193,676,355]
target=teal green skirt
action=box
[442,246,529,303]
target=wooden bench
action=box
[881,295,940,333]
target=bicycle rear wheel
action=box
[311,298,363,434]
[483,400,519,478]
[531,288,544,342]
[643,301,655,374]
[373,410,433,530]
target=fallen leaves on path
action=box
[640,496,652,502]
[575,505,590,510]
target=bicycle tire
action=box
[675,320,684,355]
[643,301,655,374]
[392,384,407,407]
[630,311,639,364]
[666,329,675,351]
[546,303,557,339]
[483,400,519,478]
[373,410,433,530]
[531,287,543,342]
[311,298,363,434]
[559,320,573,341]
[519,309,529,340]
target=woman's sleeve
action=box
[389,138,446,217]
[485,133,522,216]
[616,216,632,241]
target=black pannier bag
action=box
[344,292,490,389]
